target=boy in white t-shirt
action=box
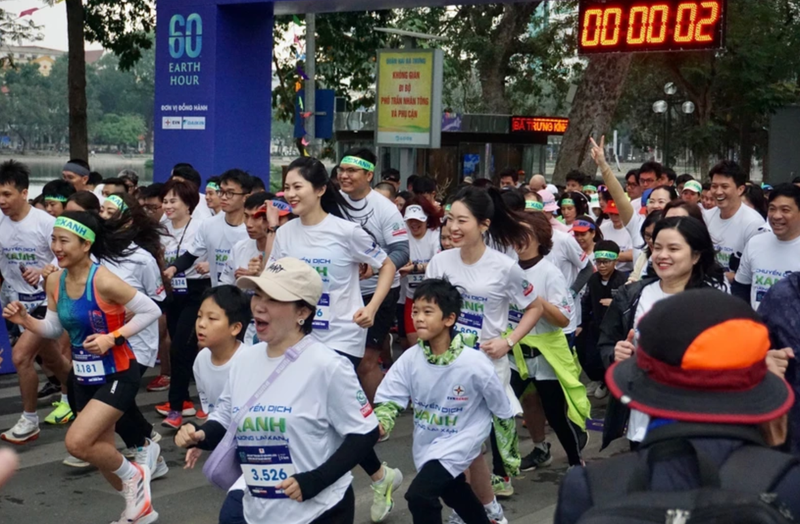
[375,279,514,524]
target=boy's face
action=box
[412,297,456,341]
[596,258,617,279]
[196,297,241,349]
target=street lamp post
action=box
[653,82,694,167]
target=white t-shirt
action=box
[625,213,646,267]
[102,243,166,367]
[508,259,574,381]
[162,218,205,280]
[627,281,674,442]
[340,190,408,295]
[193,342,246,414]
[631,198,643,214]
[545,229,589,334]
[403,229,440,300]
[735,233,800,311]
[705,204,767,272]
[600,221,634,272]
[221,238,261,286]
[188,213,249,286]
[209,339,377,524]
[193,193,212,221]
[0,207,55,306]
[374,342,514,476]
[269,214,388,358]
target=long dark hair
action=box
[57,210,135,264]
[107,192,168,275]
[640,209,663,256]
[285,157,360,220]
[67,191,100,213]
[574,214,603,243]
[651,217,725,290]
[452,186,529,249]
[558,191,589,218]
[742,184,768,219]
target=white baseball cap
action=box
[404,204,428,223]
[237,257,322,306]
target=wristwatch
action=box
[112,330,126,346]
[506,337,515,349]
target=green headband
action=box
[44,195,68,203]
[104,195,128,212]
[561,198,575,206]
[206,182,220,191]
[444,204,452,212]
[54,216,96,243]
[525,200,544,211]
[595,251,619,261]
[583,185,597,192]
[340,156,375,172]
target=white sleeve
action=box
[734,241,754,285]
[743,217,768,247]
[565,234,589,272]
[219,258,236,285]
[38,308,65,339]
[479,359,515,419]
[267,231,284,265]
[327,356,379,435]
[142,255,167,302]
[381,204,409,247]
[374,354,411,407]
[120,292,161,338]
[506,263,537,309]
[193,359,210,413]
[350,226,388,267]
[546,269,573,320]
[425,253,443,279]
[208,369,232,428]
[188,219,208,258]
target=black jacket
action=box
[581,269,630,331]
[597,277,659,449]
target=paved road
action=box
[0,369,627,524]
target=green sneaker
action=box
[370,463,403,523]
[491,474,514,499]
[44,400,74,425]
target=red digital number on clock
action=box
[579,0,724,53]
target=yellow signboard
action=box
[376,49,442,148]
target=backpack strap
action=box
[720,445,800,493]
[586,452,640,503]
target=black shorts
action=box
[69,360,140,413]
[335,350,363,371]
[362,287,401,349]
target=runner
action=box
[61,159,91,192]
[426,185,544,524]
[337,149,410,405]
[399,196,441,348]
[733,183,800,310]
[556,192,588,227]
[205,176,222,216]
[66,190,101,213]
[597,201,633,273]
[375,278,515,524]
[158,179,209,428]
[0,160,73,445]
[169,164,212,221]
[42,179,76,218]
[3,210,162,524]
[175,257,380,524]
[220,192,272,286]
[705,160,768,279]
[268,157,403,523]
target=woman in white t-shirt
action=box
[398,196,441,347]
[426,186,544,515]
[175,257,379,524]
[598,216,727,450]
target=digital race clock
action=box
[578,0,726,54]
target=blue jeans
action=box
[219,490,245,524]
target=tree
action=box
[92,113,145,148]
[65,0,88,159]
[0,64,52,152]
[0,9,42,68]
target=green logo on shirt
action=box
[239,416,286,433]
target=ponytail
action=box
[57,210,134,264]
[453,186,530,250]
[109,192,169,287]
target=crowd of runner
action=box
[0,140,799,524]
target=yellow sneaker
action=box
[44,400,74,425]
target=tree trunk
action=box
[145,115,153,155]
[66,0,88,160]
[739,121,754,180]
[552,54,633,185]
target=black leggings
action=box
[114,363,154,448]
[405,460,489,524]
[219,487,355,524]
[166,279,210,412]
[490,370,583,469]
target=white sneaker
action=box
[370,464,403,523]
[486,499,509,524]
[594,384,609,399]
[122,446,137,459]
[134,439,161,475]
[152,456,169,480]
[115,462,158,524]
[447,511,466,524]
[0,416,40,444]
[63,454,91,468]
[150,429,162,443]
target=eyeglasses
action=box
[339,167,365,176]
[142,203,162,212]
[219,190,247,199]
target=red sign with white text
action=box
[510,117,569,135]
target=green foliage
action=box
[0,9,42,68]
[92,113,146,146]
[82,0,156,71]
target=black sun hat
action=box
[606,288,794,425]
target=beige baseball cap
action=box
[237,257,322,306]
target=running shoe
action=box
[486,498,509,524]
[520,442,552,472]
[491,475,514,499]
[146,375,170,392]
[1,416,40,444]
[44,400,74,425]
[594,383,609,399]
[122,446,137,460]
[446,511,466,524]
[152,456,169,481]
[155,401,195,417]
[37,381,60,403]
[63,454,91,468]
[134,439,161,475]
[161,411,182,429]
[195,409,208,422]
[113,462,158,524]
[150,429,162,443]
[377,431,390,443]
[370,463,403,523]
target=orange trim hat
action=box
[606,289,793,425]
[602,200,620,215]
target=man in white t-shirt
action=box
[220,192,271,286]
[734,184,800,310]
[598,201,634,273]
[0,160,72,445]
[704,160,767,280]
[337,149,409,403]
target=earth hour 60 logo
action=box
[169,13,202,59]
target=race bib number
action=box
[408,274,425,287]
[18,291,46,313]
[455,311,483,349]
[313,293,331,330]
[239,445,295,499]
[72,349,107,385]
[172,274,188,294]
[73,360,106,378]
[507,307,523,331]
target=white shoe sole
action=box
[152,459,169,480]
